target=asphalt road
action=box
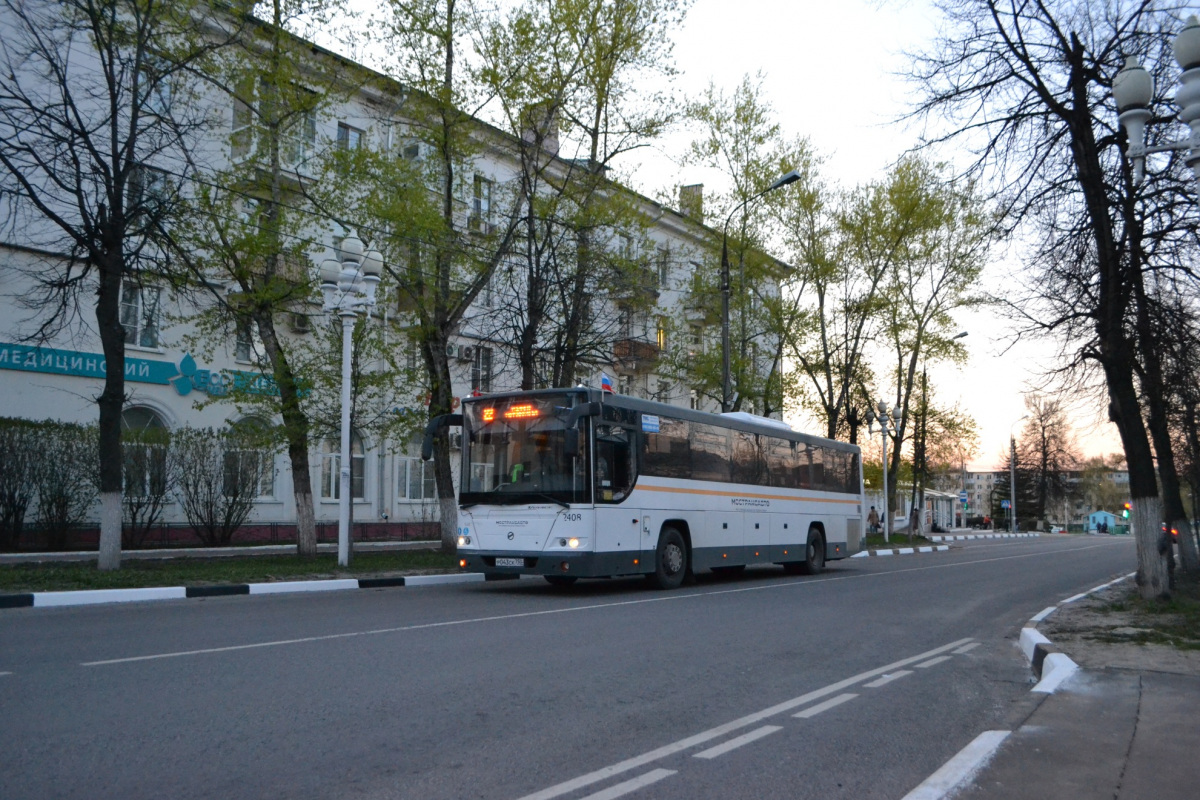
[0,535,1134,800]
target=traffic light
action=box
[1122,502,1131,519]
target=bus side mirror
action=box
[421,413,463,461]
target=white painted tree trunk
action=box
[97,492,121,571]
[1133,499,1169,599]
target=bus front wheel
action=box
[649,527,688,590]
[802,528,826,575]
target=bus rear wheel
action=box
[649,527,688,590]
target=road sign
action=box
[1001,499,1011,509]
[959,490,968,502]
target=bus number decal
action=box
[562,512,582,522]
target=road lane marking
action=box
[901,730,1010,800]
[693,726,781,759]
[915,655,952,669]
[953,643,981,654]
[514,638,973,800]
[864,670,912,688]
[81,539,1116,667]
[792,693,857,718]
[577,769,676,800]
[0,671,11,677]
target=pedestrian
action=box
[867,505,880,535]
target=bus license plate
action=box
[495,557,524,567]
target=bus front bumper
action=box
[461,551,648,579]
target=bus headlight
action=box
[458,535,472,546]
[568,537,580,549]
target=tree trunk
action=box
[96,246,126,570]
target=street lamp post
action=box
[866,401,902,542]
[721,170,801,412]
[320,231,383,567]
[1114,15,1200,188]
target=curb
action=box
[927,533,1040,542]
[851,545,951,558]
[1019,571,1136,693]
[0,571,496,610]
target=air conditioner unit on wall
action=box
[289,312,311,333]
[446,343,460,359]
[457,345,475,362]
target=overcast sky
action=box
[616,0,1124,470]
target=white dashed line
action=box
[0,671,11,677]
[952,643,981,655]
[915,655,953,669]
[693,726,782,759]
[577,769,676,800]
[864,670,913,688]
[793,693,858,718]
[516,638,973,800]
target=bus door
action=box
[593,408,643,571]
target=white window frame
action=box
[396,456,437,503]
[120,281,162,350]
[337,121,364,150]
[320,434,366,502]
[471,346,492,393]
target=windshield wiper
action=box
[530,493,570,509]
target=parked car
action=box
[1162,522,1179,543]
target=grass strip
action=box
[0,550,459,593]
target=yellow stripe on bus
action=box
[634,484,861,505]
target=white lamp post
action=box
[1114,15,1200,188]
[721,170,802,412]
[320,230,383,567]
[866,400,902,543]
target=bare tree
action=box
[0,418,40,550]
[0,0,229,568]
[1016,394,1080,527]
[907,0,1194,598]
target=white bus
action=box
[424,388,864,589]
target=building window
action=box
[471,174,493,232]
[120,281,161,349]
[337,122,364,149]
[656,317,668,350]
[234,317,264,364]
[282,110,317,166]
[138,59,173,117]
[320,433,365,501]
[656,246,670,287]
[121,407,168,498]
[397,456,437,502]
[127,165,171,219]
[471,346,492,393]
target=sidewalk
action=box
[948,576,1200,800]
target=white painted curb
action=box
[248,579,360,595]
[34,587,187,607]
[402,573,486,587]
[1033,653,1079,694]
[1019,627,1051,662]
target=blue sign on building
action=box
[0,343,278,398]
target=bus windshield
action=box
[461,393,589,505]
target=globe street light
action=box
[1114,15,1200,188]
[721,170,801,412]
[320,230,382,567]
[866,401,902,542]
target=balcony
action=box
[614,338,660,372]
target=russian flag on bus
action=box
[601,372,614,393]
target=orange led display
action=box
[503,404,540,420]
[482,408,495,423]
